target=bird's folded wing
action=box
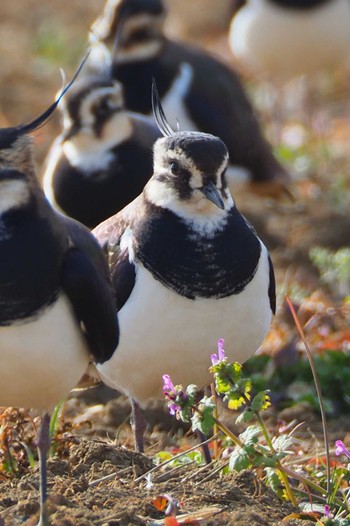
[61,247,119,363]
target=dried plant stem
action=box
[134,432,220,484]
[211,383,219,460]
[286,296,330,499]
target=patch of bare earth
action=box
[0,436,305,526]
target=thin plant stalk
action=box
[253,410,297,505]
[210,383,219,460]
[286,296,331,499]
[239,391,297,506]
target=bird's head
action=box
[146,81,232,228]
[90,0,166,62]
[0,91,72,193]
[0,55,87,214]
[60,77,130,145]
[147,131,232,220]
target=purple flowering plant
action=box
[161,338,350,519]
[162,374,197,423]
[210,338,270,415]
[335,440,350,460]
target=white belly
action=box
[98,244,272,406]
[0,294,90,411]
[230,0,350,80]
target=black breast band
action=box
[134,205,261,299]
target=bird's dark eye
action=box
[131,27,154,42]
[96,98,110,118]
[170,161,181,175]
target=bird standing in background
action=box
[0,85,119,524]
[229,0,350,81]
[92,85,276,453]
[87,0,290,196]
[42,74,161,229]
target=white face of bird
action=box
[61,83,133,170]
[61,84,124,136]
[91,0,166,62]
[115,13,165,62]
[146,132,233,233]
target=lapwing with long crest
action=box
[42,40,161,229]
[87,0,290,197]
[0,61,119,525]
[92,82,276,453]
[229,0,350,81]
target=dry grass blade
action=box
[134,433,220,483]
[285,296,331,498]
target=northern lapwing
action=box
[229,0,350,81]
[42,66,161,229]
[92,83,276,453]
[0,75,119,524]
[87,0,290,196]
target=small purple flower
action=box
[168,402,180,416]
[324,505,333,519]
[211,338,226,365]
[162,374,187,416]
[162,374,175,396]
[335,440,350,459]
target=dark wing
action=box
[166,42,288,184]
[108,244,136,310]
[60,215,119,364]
[268,255,276,315]
[92,197,144,311]
[241,212,276,314]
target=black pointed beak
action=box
[200,181,225,210]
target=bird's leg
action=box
[36,412,51,526]
[130,399,147,453]
[196,430,212,465]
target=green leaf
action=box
[239,425,260,446]
[229,447,251,472]
[254,453,281,468]
[191,396,215,436]
[215,375,233,394]
[265,467,284,497]
[154,451,174,464]
[186,384,199,404]
[271,435,295,453]
[236,409,255,424]
[251,391,271,412]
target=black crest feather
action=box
[0,53,89,150]
[18,52,90,136]
[151,78,175,138]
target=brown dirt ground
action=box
[1,2,350,525]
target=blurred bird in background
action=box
[42,40,161,229]
[229,0,350,139]
[229,0,350,82]
[87,0,291,198]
